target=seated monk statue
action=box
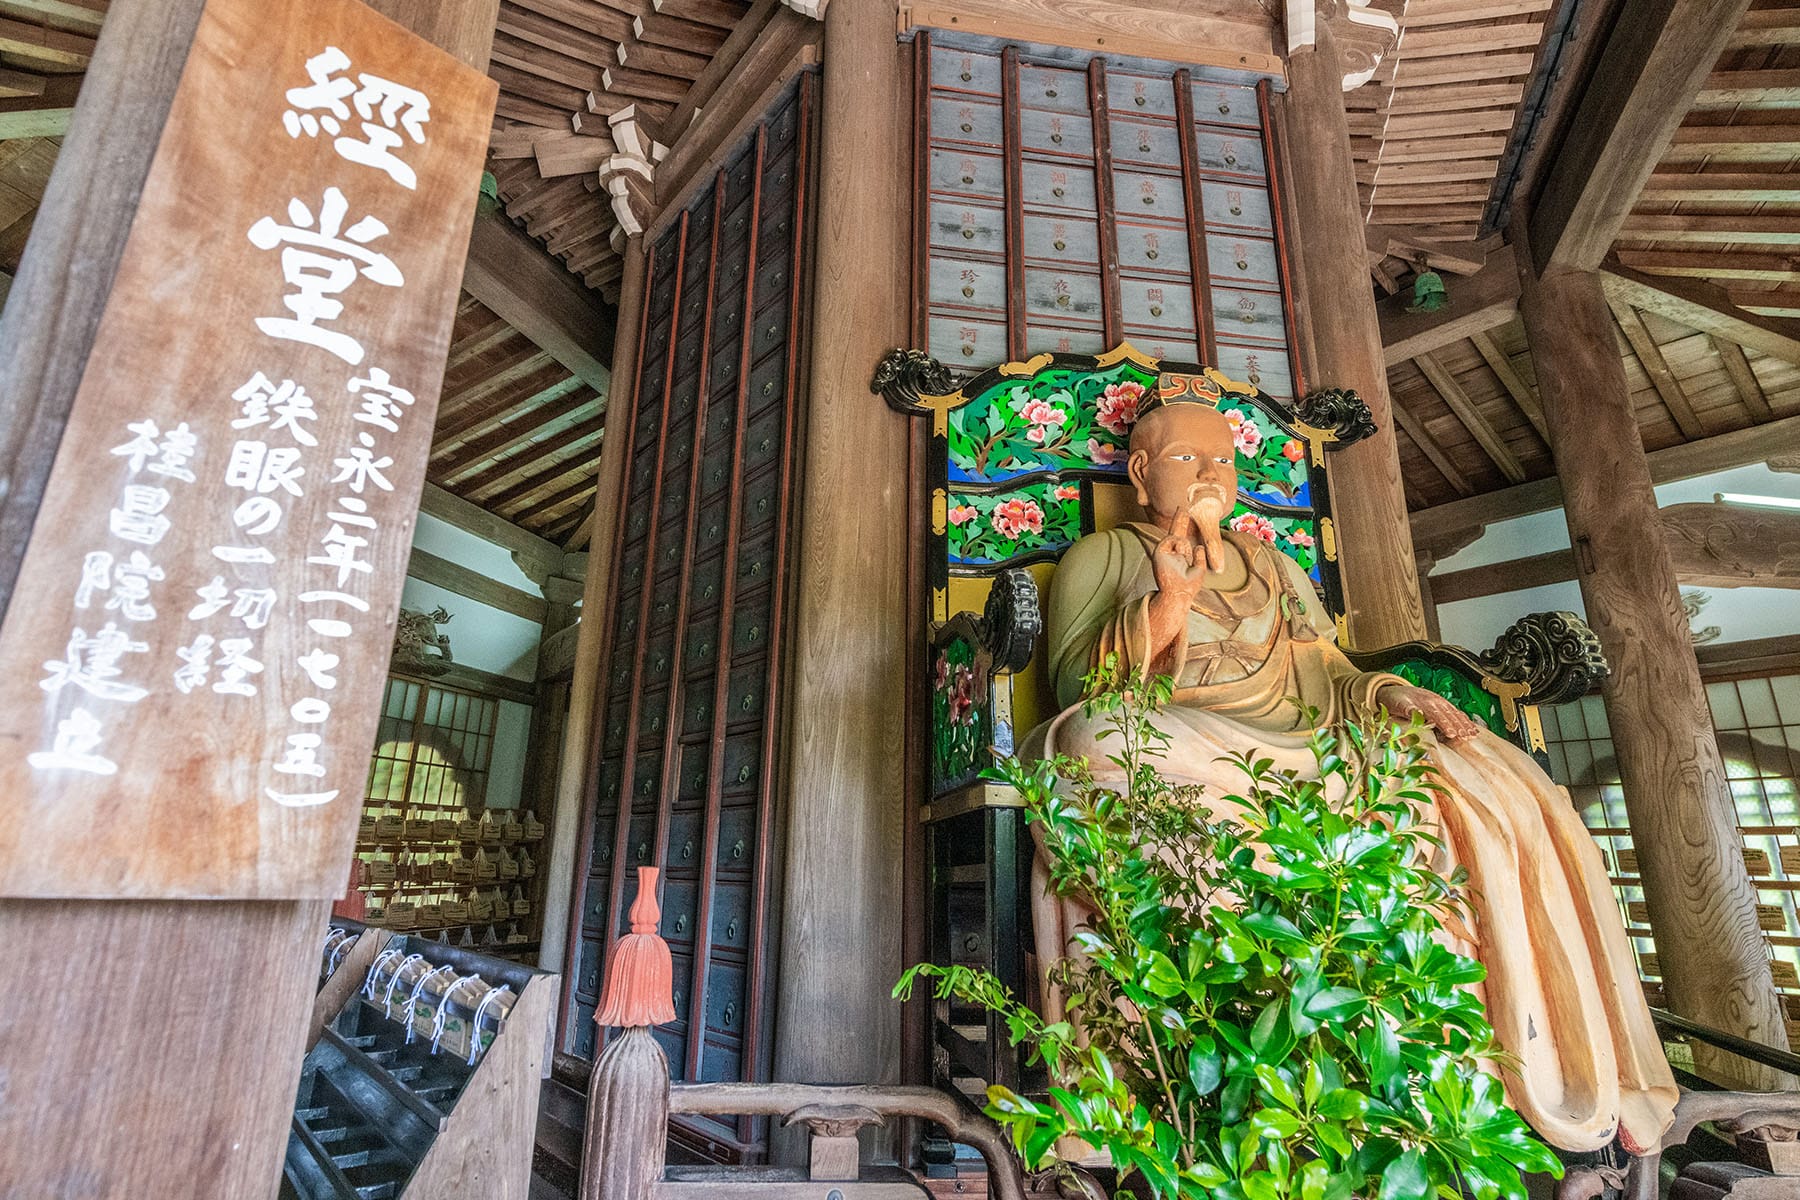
[1022,392,1678,1157]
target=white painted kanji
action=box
[247,187,403,364]
[283,46,432,190]
[27,708,118,776]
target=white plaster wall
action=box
[1431,464,1800,651]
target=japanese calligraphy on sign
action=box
[0,0,496,899]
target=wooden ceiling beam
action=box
[1413,350,1528,483]
[417,481,563,583]
[462,210,615,396]
[1637,171,1800,202]
[1469,329,1551,443]
[1619,214,1800,245]
[1410,412,1800,543]
[1528,0,1753,273]
[406,546,547,623]
[431,381,596,471]
[1730,286,1800,318]
[1606,295,1709,438]
[0,71,78,138]
[1,0,106,35]
[1696,68,1800,105]
[1400,0,1553,26]
[459,419,605,501]
[1601,261,1800,365]
[1390,394,1477,497]
[1430,501,1800,603]
[1615,249,1800,282]
[1379,252,1520,365]
[1711,335,1777,422]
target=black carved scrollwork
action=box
[1477,611,1610,708]
[979,568,1042,674]
[872,347,955,415]
[1293,386,1377,449]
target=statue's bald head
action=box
[1128,401,1235,459]
[1127,402,1239,533]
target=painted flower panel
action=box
[931,636,988,790]
[949,480,1084,567]
[1219,394,1311,509]
[946,362,1156,483]
[1229,501,1321,581]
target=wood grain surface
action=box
[0,0,496,899]
[1514,228,1791,1088]
[1280,21,1427,650]
[772,0,908,1126]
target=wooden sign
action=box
[0,0,496,898]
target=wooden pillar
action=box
[772,0,910,1127]
[0,3,500,1195]
[1280,19,1427,649]
[542,236,646,978]
[1513,222,1790,1088]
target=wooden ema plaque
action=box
[0,0,496,898]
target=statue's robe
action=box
[1026,523,1677,1155]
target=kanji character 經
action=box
[213,638,264,698]
[283,46,432,190]
[247,187,404,364]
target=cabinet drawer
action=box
[1020,107,1092,158]
[931,45,1002,94]
[1021,212,1100,264]
[930,255,1006,310]
[1018,64,1087,112]
[1193,125,1266,177]
[1024,267,1105,323]
[1108,70,1177,118]
[705,960,748,1034]
[1191,80,1260,128]
[930,146,1005,200]
[663,878,700,945]
[1213,342,1294,399]
[1027,325,1107,355]
[1200,179,1273,231]
[1116,219,1188,273]
[721,730,764,796]
[1110,116,1183,169]
[929,314,1008,365]
[930,94,1003,146]
[1019,160,1096,212]
[929,200,1005,255]
[1206,232,1281,287]
[716,803,757,874]
[1120,328,1200,364]
[710,879,753,952]
[1211,285,1288,343]
[666,808,704,869]
[1115,170,1183,221]
[698,1035,743,1084]
[1119,277,1195,330]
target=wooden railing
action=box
[579,868,1026,1200]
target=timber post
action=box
[771,0,911,1157]
[1279,12,1428,648]
[1512,217,1791,1089]
[541,235,648,979]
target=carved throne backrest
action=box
[875,342,1608,799]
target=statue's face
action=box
[1127,404,1238,530]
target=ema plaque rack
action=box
[282,932,558,1200]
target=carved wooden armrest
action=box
[1344,610,1609,749]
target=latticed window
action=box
[368,675,498,811]
[1545,675,1800,1038]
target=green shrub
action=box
[896,666,1561,1200]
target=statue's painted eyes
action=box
[1216,456,1233,464]
[1170,454,1195,463]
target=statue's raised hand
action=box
[1378,683,1483,745]
[1152,524,1208,598]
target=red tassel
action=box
[595,866,676,1028]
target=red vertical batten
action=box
[743,68,815,1123]
[1001,46,1027,359]
[605,211,692,965]
[1173,68,1218,362]
[1258,78,1307,397]
[1088,58,1123,350]
[911,32,931,351]
[558,237,658,1053]
[654,178,727,884]
[687,127,767,1081]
